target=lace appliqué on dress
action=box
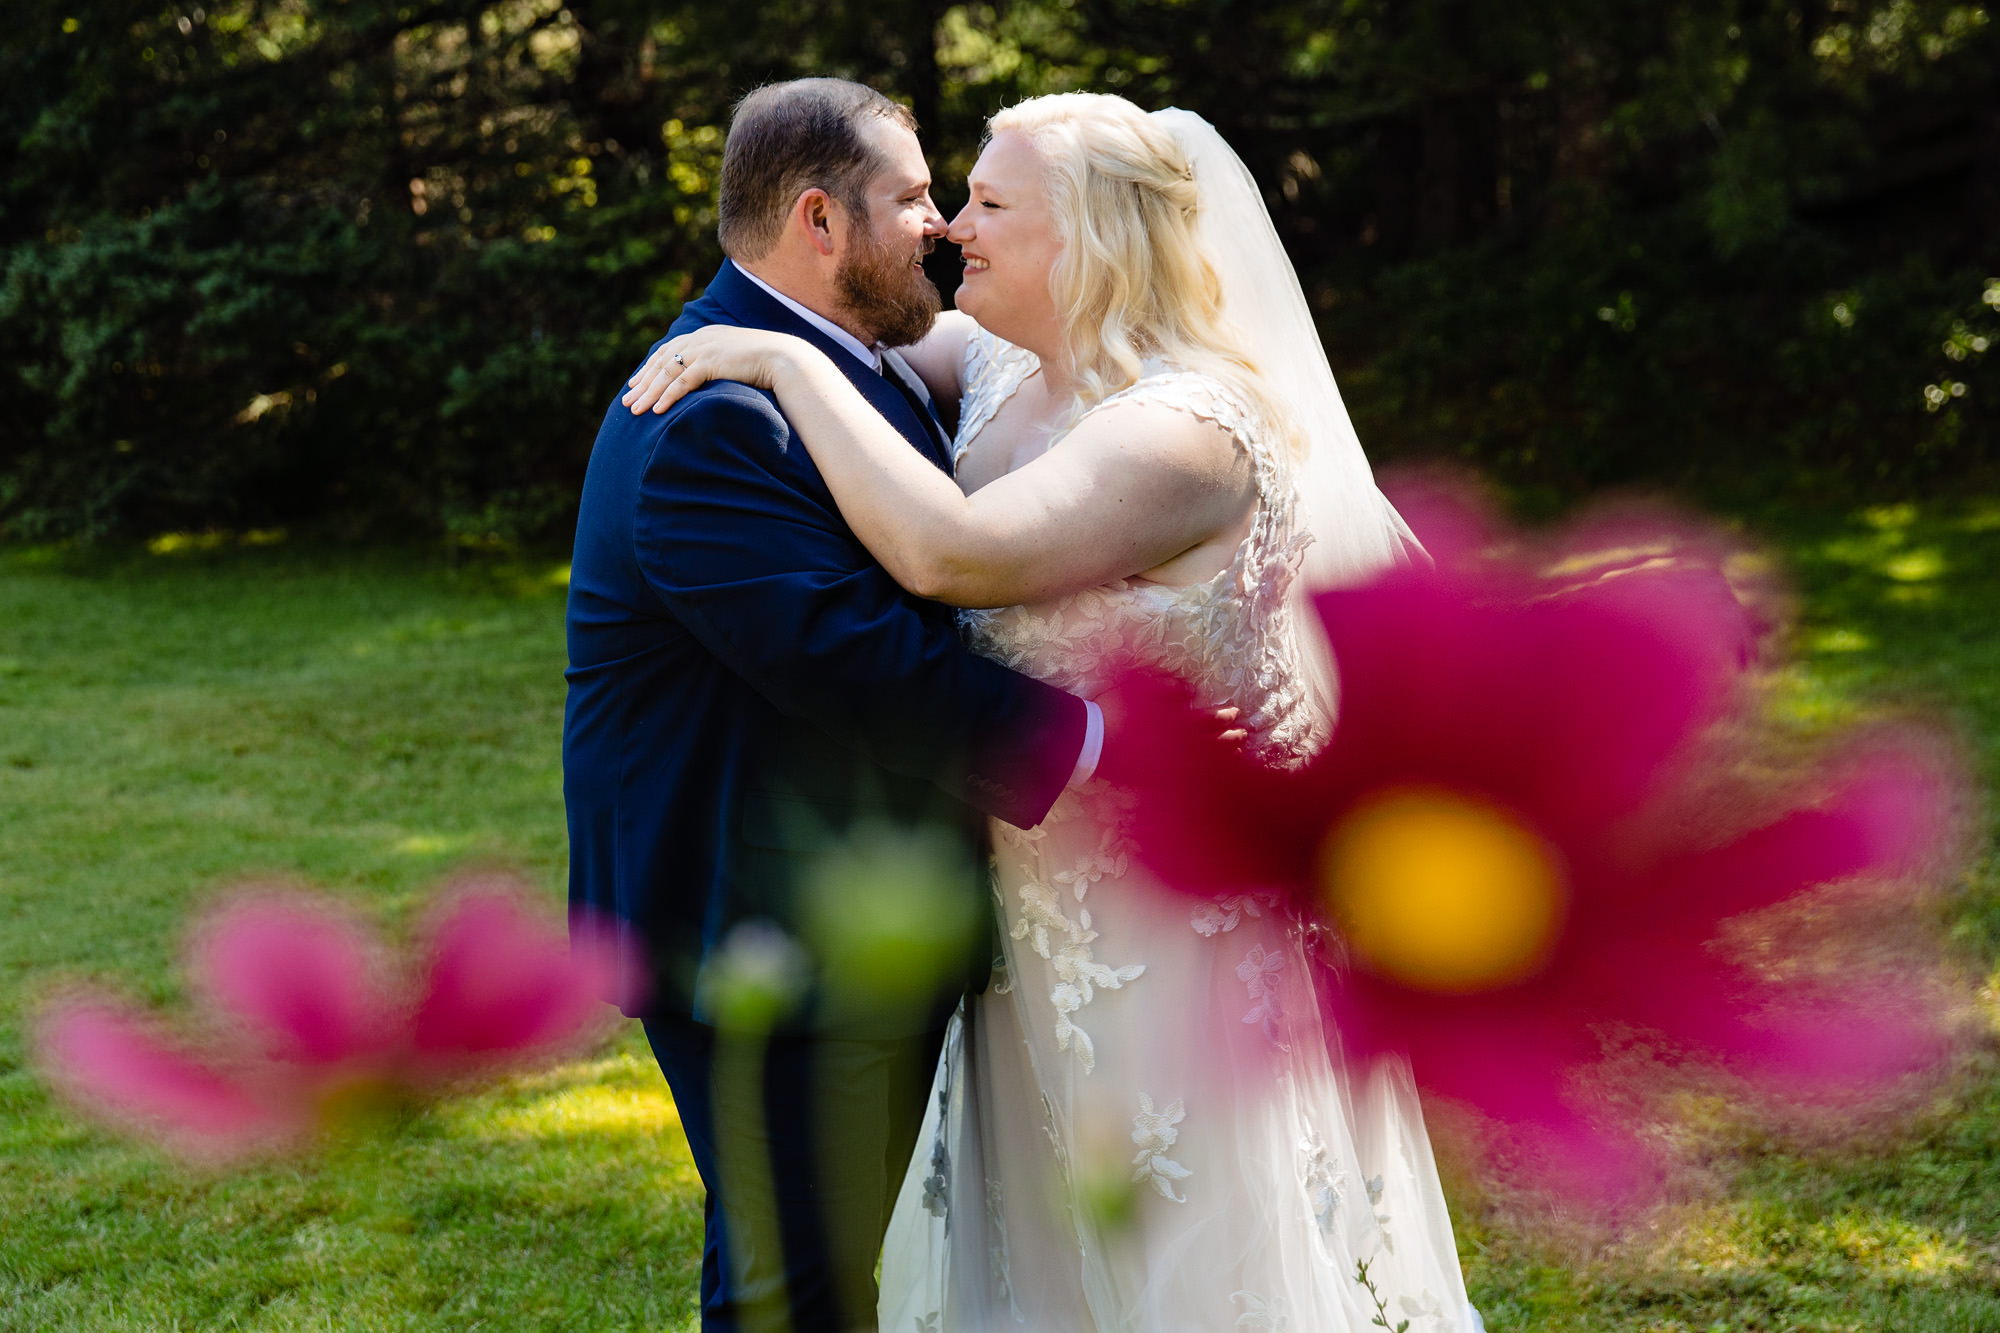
[1231,1290,1290,1330]
[1365,1173,1395,1254]
[1356,1248,1453,1333]
[1001,789,1144,1072]
[1130,1093,1192,1202]
[1190,892,1271,937]
[1401,1289,1451,1330]
[1039,1090,1074,1189]
[1299,1132,1346,1244]
[1236,942,1289,1046]
[921,1084,951,1224]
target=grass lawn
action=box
[0,540,700,1331]
[0,500,1996,1330]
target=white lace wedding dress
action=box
[878,330,1481,1332]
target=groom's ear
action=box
[791,187,842,258]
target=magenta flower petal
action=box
[568,906,653,1014]
[1109,671,1320,894]
[1341,990,1652,1201]
[193,893,397,1067]
[1513,566,1753,828]
[1344,990,1594,1113]
[1116,485,1963,1204]
[410,883,606,1068]
[36,997,295,1156]
[1381,474,1501,570]
[1636,747,1958,938]
[1740,984,1949,1091]
[1312,538,1752,838]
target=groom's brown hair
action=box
[718,78,918,263]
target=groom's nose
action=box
[921,195,947,237]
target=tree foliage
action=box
[2,0,1995,540]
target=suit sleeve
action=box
[633,384,1086,828]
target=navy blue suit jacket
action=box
[564,260,1086,1031]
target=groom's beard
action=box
[836,223,942,349]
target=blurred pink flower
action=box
[412,886,614,1065]
[39,1002,294,1158]
[38,877,623,1160]
[193,897,397,1068]
[1122,483,1963,1196]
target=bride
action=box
[631,94,1481,1333]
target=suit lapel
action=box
[702,261,953,475]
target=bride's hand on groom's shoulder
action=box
[623,327,815,415]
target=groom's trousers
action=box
[644,1014,946,1333]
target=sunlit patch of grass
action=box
[445,1052,688,1144]
[481,1081,684,1141]
[1617,1202,1982,1296]
[392,833,467,857]
[1762,662,1869,729]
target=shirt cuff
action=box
[1069,699,1105,787]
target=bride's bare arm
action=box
[627,311,979,426]
[625,325,1255,609]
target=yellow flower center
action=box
[1315,787,1567,993]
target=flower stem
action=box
[1353,1258,1410,1333]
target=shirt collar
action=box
[737,265,882,372]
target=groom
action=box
[564,79,1100,1331]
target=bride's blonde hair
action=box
[986,93,1295,451]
